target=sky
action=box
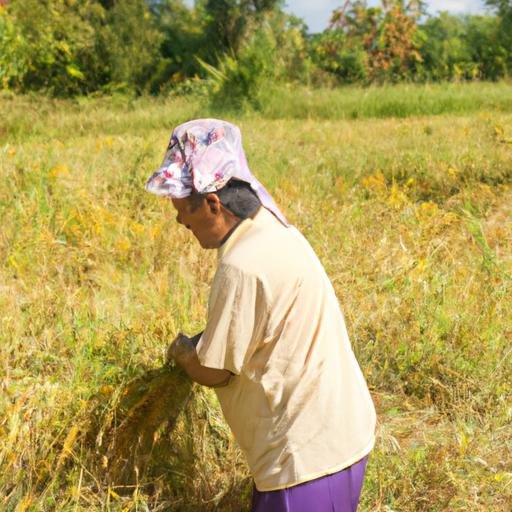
[284,0,488,33]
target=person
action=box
[145,119,376,512]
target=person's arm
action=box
[166,333,232,388]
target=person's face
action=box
[171,195,226,249]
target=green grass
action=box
[259,81,512,119]
[0,83,511,511]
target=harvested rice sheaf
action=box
[88,366,251,510]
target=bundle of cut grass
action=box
[96,366,193,486]
[87,366,251,510]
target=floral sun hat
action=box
[145,118,288,226]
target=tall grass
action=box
[0,84,511,510]
[259,81,512,120]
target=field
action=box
[1,82,511,511]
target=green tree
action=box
[0,5,29,90]
[419,12,507,81]
[0,0,106,95]
[321,0,424,82]
[200,20,278,110]
[267,11,311,83]
[0,0,164,95]
[199,5,313,109]
[310,30,368,84]
[148,0,208,91]
[201,0,282,58]
[485,0,512,72]
[465,14,507,79]
[419,13,474,80]
[485,0,512,15]
[147,0,289,92]
[99,0,163,93]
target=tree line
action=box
[0,0,511,99]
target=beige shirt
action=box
[197,207,376,491]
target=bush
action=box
[99,0,163,94]
[311,30,369,84]
[0,0,162,96]
[0,0,107,95]
[418,12,508,81]
[0,6,28,90]
[200,24,277,111]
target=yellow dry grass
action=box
[0,91,511,511]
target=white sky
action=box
[284,0,488,33]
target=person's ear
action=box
[205,193,222,215]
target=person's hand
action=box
[166,333,196,366]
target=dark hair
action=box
[189,179,261,219]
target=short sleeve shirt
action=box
[196,207,376,491]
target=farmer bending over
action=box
[145,119,376,512]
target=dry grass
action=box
[0,89,511,511]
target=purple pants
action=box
[251,456,368,512]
